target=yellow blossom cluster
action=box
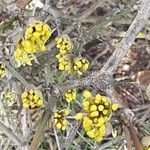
[64,89,76,103]
[55,35,89,75]
[54,109,70,130]
[55,53,72,74]
[73,58,89,75]
[21,89,43,108]
[0,61,6,78]
[14,22,52,66]
[55,35,73,74]
[75,90,119,142]
[55,35,73,54]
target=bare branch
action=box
[100,0,150,75]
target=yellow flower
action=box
[98,105,104,111]
[56,122,62,129]
[59,63,65,70]
[55,47,89,75]
[14,22,52,67]
[61,120,68,130]
[64,89,76,103]
[23,103,29,108]
[75,61,82,68]
[56,53,72,74]
[14,48,23,58]
[43,24,50,32]
[26,26,33,35]
[14,41,34,66]
[21,89,43,109]
[102,109,108,115]
[95,125,106,142]
[83,116,93,130]
[19,39,36,54]
[82,100,90,111]
[111,103,119,111]
[75,113,84,120]
[0,61,6,78]
[35,23,43,32]
[90,111,99,117]
[55,37,62,44]
[97,117,105,127]
[55,53,62,59]
[78,91,120,142]
[87,129,95,138]
[54,108,70,130]
[73,58,89,75]
[83,90,92,98]
[95,94,102,104]
[63,109,70,116]
[19,53,33,66]
[39,45,46,52]
[25,22,52,43]
[82,91,117,120]
[90,105,97,111]
[33,32,40,39]
[55,35,73,54]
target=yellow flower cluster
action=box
[64,89,76,103]
[73,58,89,75]
[55,35,89,75]
[55,53,72,74]
[54,109,70,130]
[0,61,6,78]
[55,35,73,54]
[21,89,43,108]
[75,90,119,142]
[55,35,73,74]
[14,22,52,66]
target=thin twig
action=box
[44,0,62,35]
[53,126,61,150]
[5,62,28,86]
